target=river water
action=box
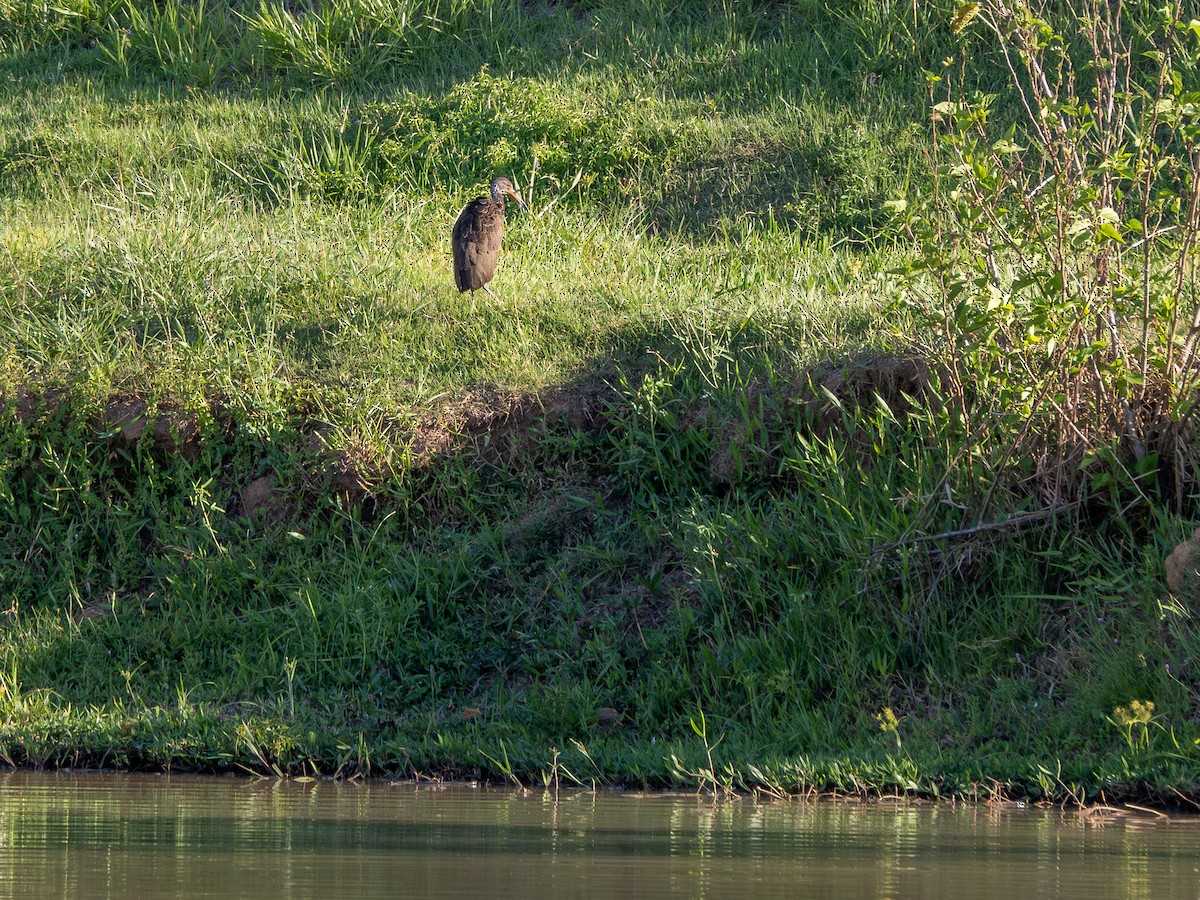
[0,771,1197,898]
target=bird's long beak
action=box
[507,186,529,212]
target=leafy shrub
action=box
[897,0,1200,515]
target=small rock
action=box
[76,600,114,622]
[107,399,148,442]
[1165,526,1200,598]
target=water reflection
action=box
[0,771,1196,898]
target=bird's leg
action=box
[482,284,500,302]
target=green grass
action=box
[1,0,1198,802]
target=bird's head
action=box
[490,176,529,212]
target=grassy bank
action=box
[2,0,1199,803]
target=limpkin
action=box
[452,176,528,300]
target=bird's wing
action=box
[452,199,505,291]
[451,201,479,291]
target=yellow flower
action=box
[875,707,900,733]
[1112,700,1154,727]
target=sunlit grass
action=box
[1,168,891,420]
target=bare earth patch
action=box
[105,398,202,461]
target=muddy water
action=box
[0,771,1197,898]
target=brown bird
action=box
[452,176,528,300]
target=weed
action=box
[876,707,902,753]
[1110,699,1158,752]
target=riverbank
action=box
[2,0,1198,803]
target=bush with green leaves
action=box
[897,0,1200,515]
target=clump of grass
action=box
[243,0,485,85]
[0,0,113,53]
[363,68,684,202]
[1110,700,1157,752]
[98,0,247,87]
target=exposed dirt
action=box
[407,384,612,463]
[297,384,616,512]
[104,397,203,461]
[3,354,939,522]
[14,387,67,424]
[802,354,934,426]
